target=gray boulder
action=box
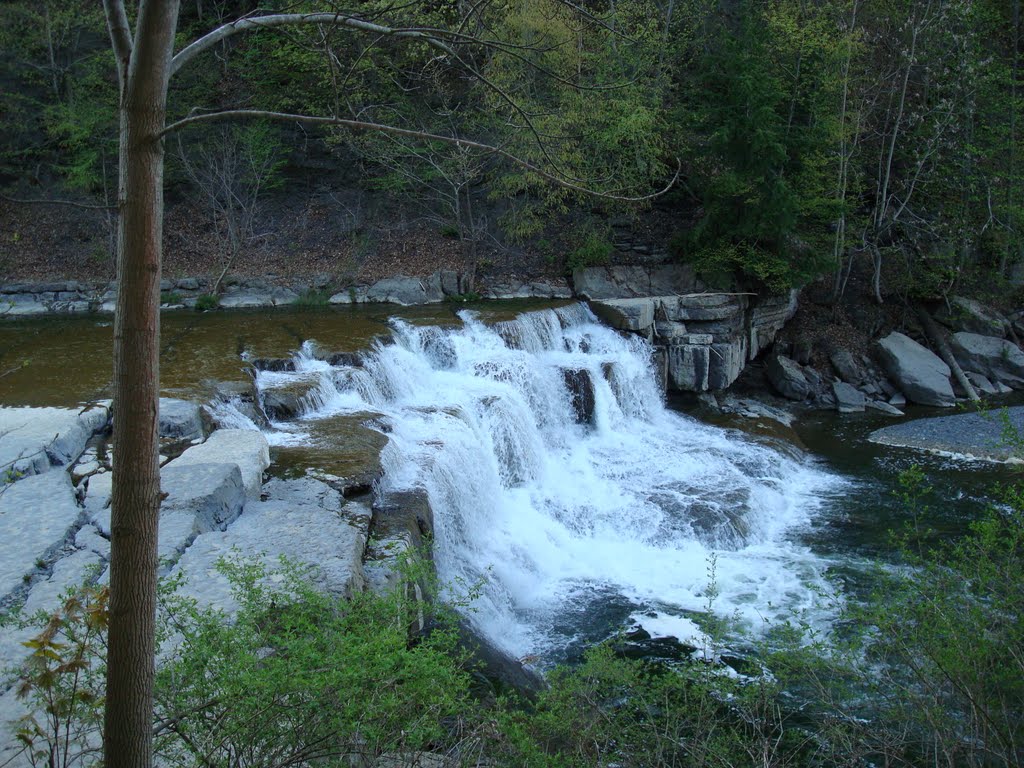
[951,332,1024,388]
[159,398,204,441]
[866,399,903,416]
[829,348,864,385]
[766,355,810,401]
[365,276,442,305]
[876,332,955,407]
[833,381,866,413]
[936,297,1009,337]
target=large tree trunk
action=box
[104,2,180,766]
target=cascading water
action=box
[218,304,844,662]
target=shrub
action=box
[194,293,219,311]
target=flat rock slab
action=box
[0,405,109,480]
[271,413,387,496]
[0,472,82,603]
[166,429,269,499]
[170,477,371,614]
[869,407,1024,461]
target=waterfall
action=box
[242,304,843,661]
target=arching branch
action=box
[161,109,679,203]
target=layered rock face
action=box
[577,266,797,392]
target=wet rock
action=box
[832,381,866,413]
[261,379,320,421]
[324,351,364,367]
[0,472,82,605]
[251,357,295,372]
[876,332,955,407]
[562,368,597,425]
[159,398,204,441]
[272,412,387,497]
[366,488,434,596]
[766,355,810,401]
[167,429,270,500]
[951,332,1024,388]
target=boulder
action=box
[965,371,998,396]
[935,297,1009,337]
[157,463,246,562]
[951,332,1024,388]
[865,400,904,416]
[218,290,274,309]
[159,398,204,441]
[261,378,321,421]
[832,381,866,413]
[170,477,370,614]
[589,297,655,332]
[829,348,864,385]
[365,276,443,305]
[876,332,955,407]
[0,472,82,604]
[0,404,109,480]
[766,355,810,401]
[166,429,270,499]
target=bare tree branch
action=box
[102,0,133,86]
[161,109,679,202]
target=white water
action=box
[218,304,844,660]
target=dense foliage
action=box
[1,0,1021,295]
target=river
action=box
[0,302,1014,665]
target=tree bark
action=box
[103,3,180,767]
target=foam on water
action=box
[248,305,845,659]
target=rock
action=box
[261,378,320,421]
[170,477,370,613]
[668,345,710,391]
[935,297,1009,337]
[0,472,82,604]
[0,296,49,316]
[707,339,747,391]
[562,368,596,425]
[589,298,655,332]
[166,429,270,499]
[833,381,866,413]
[439,269,460,296]
[890,392,907,407]
[251,357,296,372]
[869,407,1024,461]
[829,348,864,385]
[866,400,904,416]
[573,264,698,300]
[965,371,999,396]
[0,404,109,481]
[365,276,442,306]
[21,549,104,617]
[674,294,747,322]
[951,332,1024,388]
[876,332,955,407]
[366,489,433,596]
[159,398,204,441]
[766,355,810,401]
[998,381,1014,394]
[218,290,274,309]
[176,277,199,291]
[157,463,246,564]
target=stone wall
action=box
[577,265,797,393]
